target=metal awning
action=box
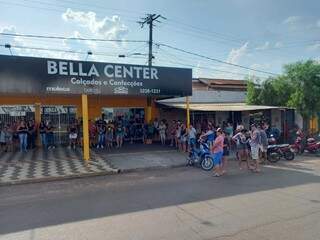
[157,102,284,111]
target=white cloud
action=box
[317,20,320,28]
[0,25,17,44]
[307,43,320,51]
[0,25,81,60]
[0,25,16,34]
[62,8,128,41]
[193,61,202,78]
[283,16,302,25]
[226,42,249,64]
[207,42,249,79]
[255,41,270,50]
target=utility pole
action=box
[138,14,166,124]
[138,14,166,66]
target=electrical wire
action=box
[155,52,267,79]
[0,32,147,43]
[156,43,279,76]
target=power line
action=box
[0,44,126,57]
[156,43,279,76]
[0,0,139,22]
[156,51,267,79]
[0,32,147,43]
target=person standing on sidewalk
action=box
[169,120,177,147]
[158,120,167,145]
[221,130,230,175]
[97,123,106,149]
[250,124,261,173]
[188,123,197,151]
[39,120,47,149]
[259,124,268,164]
[27,120,36,150]
[212,128,224,177]
[46,121,55,149]
[17,120,28,152]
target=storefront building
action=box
[157,78,295,142]
[0,55,192,159]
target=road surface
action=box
[0,157,320,240]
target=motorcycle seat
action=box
[268,145,278,149]
[307,138,315,142]
[278,144,289,148]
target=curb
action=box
[0,169,119,187]
[0,164,187,187]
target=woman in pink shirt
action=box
[212,128,224,177]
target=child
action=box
[68,123,78,150]
[106,126,114,150]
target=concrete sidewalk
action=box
[0,144,187,185]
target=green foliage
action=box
[285,60,320,120]
[246,60,320,122]
[246,78,261,105]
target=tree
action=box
[285,60,320,128]
[246,60,320,130]
[246,78,261,105]
[246,75,294,106]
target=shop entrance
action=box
[101,107,145,143]
[41,106,77,145]
[0,105,77,146]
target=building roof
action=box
[158,90,247,104]
[193,78,247,90]
[157,102,283,112]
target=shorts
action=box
[116,133,124,138]
[251,146,259,160]
[189,138,196,147]
[69,133,78,139]
[223,149,229,156]
[213,151,223,165]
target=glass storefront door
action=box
[41,106,77,145]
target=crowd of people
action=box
[0,116,277,178]
[163,120,274,177]
[0,119,56,153]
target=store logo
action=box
[114,86,128,94]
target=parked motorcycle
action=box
[290,133,320,155]
[290,130,304,154]
[187,140,214,171]
[267,144,295,162]
[304,137,320,154]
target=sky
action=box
[0,0,319,80]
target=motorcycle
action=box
[187,140,214,171]
[290,130,304,154]
[304,137,320,154]
[267,144,295,162]
[290,132,320,154]
[267,134,295,162]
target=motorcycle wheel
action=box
[284,151,295,161]
[201,156,214,171]
[267,152,280,163]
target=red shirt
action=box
[212,134,224,153]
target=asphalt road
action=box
[0,157,320,240]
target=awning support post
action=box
[186,96,190,128]
[82,94,90,161]
[34,102,41,146]
[147,97,152,123]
